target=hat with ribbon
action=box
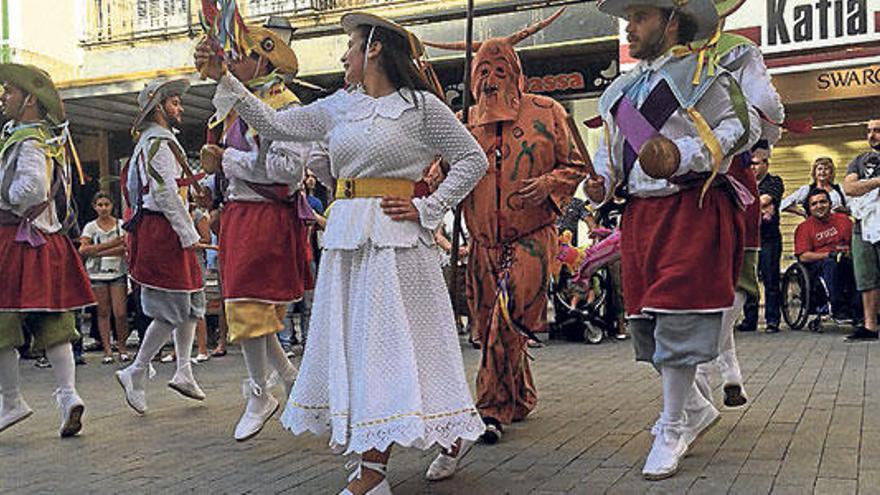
[0,63,65,125]
[598,0,720,41]
[132,78,190,132]
[246,18,299,75]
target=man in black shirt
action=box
[741,141,784,333]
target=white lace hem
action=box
[280,402,486,455]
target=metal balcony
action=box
[83,0,396,45]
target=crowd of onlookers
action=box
[739,119,880,341]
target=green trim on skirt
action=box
[0,312,78,351]
[737,250,760,299]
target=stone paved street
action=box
[2,328,879,494]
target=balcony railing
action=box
[83,0,396,45]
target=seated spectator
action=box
[793,188,861,322]
[782,157,847,217]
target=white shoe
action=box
[0,396,33,433]
[115,367,147,414]
[234,380,279,441]
[339,460,392,495]
[53,389,85,438]
[168,372,206,401]
[642,421,687,480]
[425,439,474,481]
[194,353,210,363]
[681,402,720,449]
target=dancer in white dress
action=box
[196,12,487,495]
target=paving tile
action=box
[0,332,876,494]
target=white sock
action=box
[133,319,175,370]
[660,365,696,425]
[45,343,76,394]
[718,291,745,385]
[241,336,269,389]
[266,334,297,383]
[173,319,198,381]
[0,348,21,405]
[684,380,712,412]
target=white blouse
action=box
[213,75,488,250]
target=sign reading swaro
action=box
[773,63,880,103]
[763,0,879,53]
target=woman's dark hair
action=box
[355,25,440,102]
[92,191,113,205]
[803,188,831,216]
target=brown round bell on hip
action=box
[638,136,681,179]
[200,144,224,174]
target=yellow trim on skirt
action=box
[224,301,288,343]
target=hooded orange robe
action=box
[461,37,588,425]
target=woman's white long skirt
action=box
[280,241,485,454]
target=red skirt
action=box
[0,226,95,311]
[621,186,743,316]
[219,201,313,303]
[128,212,203,292]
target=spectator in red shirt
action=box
[794,188,862,323]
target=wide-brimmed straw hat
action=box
[132,78,190,131]
[714,0,746,18]
[247,23,299,75]
[0,63,65,124]
[598,0,720,41]
[340,12,424,58]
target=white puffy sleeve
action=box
[264,140,311,186]
[412,93,489,230]
[150,142,200,248]
[6,140,49,210]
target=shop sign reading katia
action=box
[764,0,878,53]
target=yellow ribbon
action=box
[670,26,723,86]
[687,107,723,208]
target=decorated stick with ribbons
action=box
[198,0,254,79]
[447,0,476,299]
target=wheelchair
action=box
[781,259,829,331]
[781,253,860,332]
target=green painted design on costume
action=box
[533,119,554,142]
[512,141,536,180]
[517,237,549,309]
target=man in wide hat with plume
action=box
[428,8,589,445]
[115,77,209,416]
[198,17,311,442]
[0,64,94,438]
[583,0,761,480]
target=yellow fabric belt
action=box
[335,177,415,199]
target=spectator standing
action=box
[79,192,129,364]
[741,143,784,333]
[781,157,847,217]
[842,119,880,341]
